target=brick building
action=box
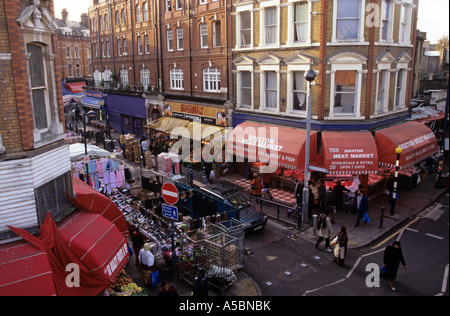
[0,0,72,239]
[232,0,419,128]
[87,0,234,137]
[55,9,92,81]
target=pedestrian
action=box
[386,174,395,206]
[309,180,320,209]
[293,178,303,208]
[131,228,145,268]
[119,131,126,150]
[332,180,350,212]
[192,268,208,296]
[331,226,348,266]
[383,241,407,291]
[355,185,369,227]
[318,180,327,210]
[141,138,148,167]
[209,168,215,184]
[139,243,155,288]
[315,209,334,249]
[74,107,80,122]
[250,173,262,197]
[104,123,111,139]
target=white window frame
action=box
[332,0,365,43]
[170,68,184,90]
[136,4,141,23]
[234,3,253,50]
[200,23,208,48]
[120,68,129,86]
[117,38,122,56]
[140,68,150,88]
[176,27,183,50]
[375,69,389,114]
[237,70,253,109]
[199,0,206,4]
[106,40,110,57]
[143,2,149,21]
[398,1,413,45]
[167,28,173,51]
[213,20,221,47]
[123,38,128,55]
[103,68,112,82]
[287,0,311,46]
[137,35,143,55]
[328,53,365,119]
[144,35,150,54]
[176,0,183,11]
[203,67,221,92]
[260,3,280,48]
[379,0,394,43]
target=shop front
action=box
[81,90,106,123]
[375,121,439,189]
[106,94,147,139]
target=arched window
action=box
[99,15,103,31]
[115,10,120,26]
[121,9,126,24]
[136,4,141,23]
[143,2,149,21]
[203,67,220,92]
[104,13,108,30]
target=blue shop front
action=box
[106,93,147,139]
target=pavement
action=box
[71,121,449,296]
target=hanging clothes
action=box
[96,159,103,178]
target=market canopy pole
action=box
[302,69,317,224]
[391,147,402,216]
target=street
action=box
[241,193,449,296]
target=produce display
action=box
[108,270,150,296]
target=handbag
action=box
[330,236,338,247]
[362,212,370,223]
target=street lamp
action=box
[302,69,317,223]
[390,146,402,216]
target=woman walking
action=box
[315,210,334,249]
[383,241,407,291]
[331,226,348,266]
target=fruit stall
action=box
[107,270,150,296]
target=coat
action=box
[318,216,333,239]
[250,178,262,196]
[357,194,369,214]
[383,245,406,280]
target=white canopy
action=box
[69,143,111,161]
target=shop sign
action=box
[164,101,228,127]
[84,91,104,99]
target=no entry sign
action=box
[161,182,179,205]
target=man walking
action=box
[355,185,369,227]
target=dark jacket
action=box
[383,245,406,280]
[193,275,208,296]
[358,194,369,213]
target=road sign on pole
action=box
[161,182,179,205]
[162,203,179,221]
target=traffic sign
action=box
[162,203,178,221]
[161,182,179,205]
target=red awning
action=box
[0,241,57,296]
[58,211,128,282]
[65,82,85,94]
[414,111,445,124]
[69,175,129,237]
[320,131,379,175]
[375,121,438,169]
[226,121,317,169]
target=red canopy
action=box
[58,211,128,282]
[226,121,317,169]
[65,81,85,93]
[0,241,57,296]
[70,175,129,237]
[375,121,438,169]
[8,212,121,296]
[320,131,379,175]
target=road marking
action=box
[346,257,361,279]
[426,233,444,240]
[424,203,445,221]
[371,217,420,249]
[405,227,419,233]
[303,278,346,295]
[436,264,449,296]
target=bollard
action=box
[312,214,318,236]
[296,207,302,230]
[379,207,385,229]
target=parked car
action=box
[199,185,268,233]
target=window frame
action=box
[176,27,184,50]
[332,0,365,43]
[167,28,174,51]
[200,23,208,48]
[170,68,184,90]
[203,67,221,92]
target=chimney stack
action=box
[80,13,90,29]
[61,8,69,24]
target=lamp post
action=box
[391,146,402,216]
[302,69,317,223]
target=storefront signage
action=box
[85,91,104,99]
[104,243,128,278]
[398,132,435,151]
[327,148,376,174]
[164,101,228,127]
